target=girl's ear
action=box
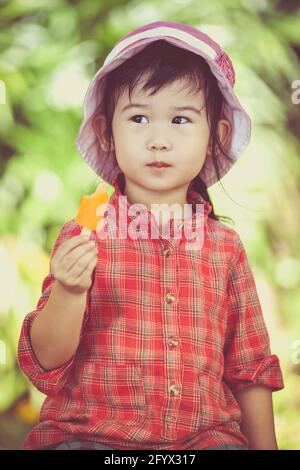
[92,114,114,152]
[218,118,232,149]
[207,118,232,156]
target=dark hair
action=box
[93,39,235,224]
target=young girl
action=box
[18,21,284,451]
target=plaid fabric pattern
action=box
[18,173,284,451]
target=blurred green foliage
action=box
[0,0,300,450]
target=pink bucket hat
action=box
[76,20,251,188]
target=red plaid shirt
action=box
[18,173,284,450]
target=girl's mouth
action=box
[147,162,172,169]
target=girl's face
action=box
[100,75,230,209]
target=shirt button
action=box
[169,385,181,396]
[166,293,176,304]
[167,338,178,347]
[162,247,171,256]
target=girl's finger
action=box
[63,242,96,273]
[54,234,90,265]
[75,254,98,285]
[68,248,97,279]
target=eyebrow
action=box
[121,103,202,115]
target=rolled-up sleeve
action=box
[223,234,285,393]
[17,220,90,396]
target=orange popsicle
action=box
[75,182,111,237]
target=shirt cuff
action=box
[223,354,285,393]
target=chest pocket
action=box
[81,361,147,425]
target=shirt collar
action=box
[109,172,212,220]
[106,172,212,242]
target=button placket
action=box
[160,241,181,441]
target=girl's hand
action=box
[50,234,98,295]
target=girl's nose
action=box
[147,139,172,151]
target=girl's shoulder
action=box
[207,219,245,266]
[206,217,243,259]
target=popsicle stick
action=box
[81,227,92,238]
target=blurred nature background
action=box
[0,0,299,450]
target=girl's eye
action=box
[130,115,147,123]
[129,115,190,124]
[173,116,190,124]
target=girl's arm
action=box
[234,385,279,450]
[30,279,87,371]
[222,232,284,449]
[30,230,96,370]
[18,220,91,396]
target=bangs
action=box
[108,39,209,109]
